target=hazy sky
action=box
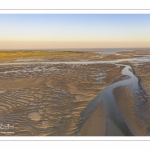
[0,14,150,49]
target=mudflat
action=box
[0,50,150,136]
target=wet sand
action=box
[0,60,120,135]
[0,50,150,136]
[113,87,148,136]
[80,101,106,136]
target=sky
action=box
[0,14,150,49]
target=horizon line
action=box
[1,47,150,51]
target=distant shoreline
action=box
[0,48,150,51]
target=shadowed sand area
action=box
[80,102,106,136]
[113,87,147,135]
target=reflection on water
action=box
[1,55,150,66]
[0,91,6,94]
[80,63,145,135]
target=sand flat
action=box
[0,50,150,136]
[113,87,148,135]
[79,102,106,136]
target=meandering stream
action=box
[80,64,145,136]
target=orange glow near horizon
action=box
[0,41,150,50]
[1,14,150,49]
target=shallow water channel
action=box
[80,64,142,136]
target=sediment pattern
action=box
[0,63,118,135]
